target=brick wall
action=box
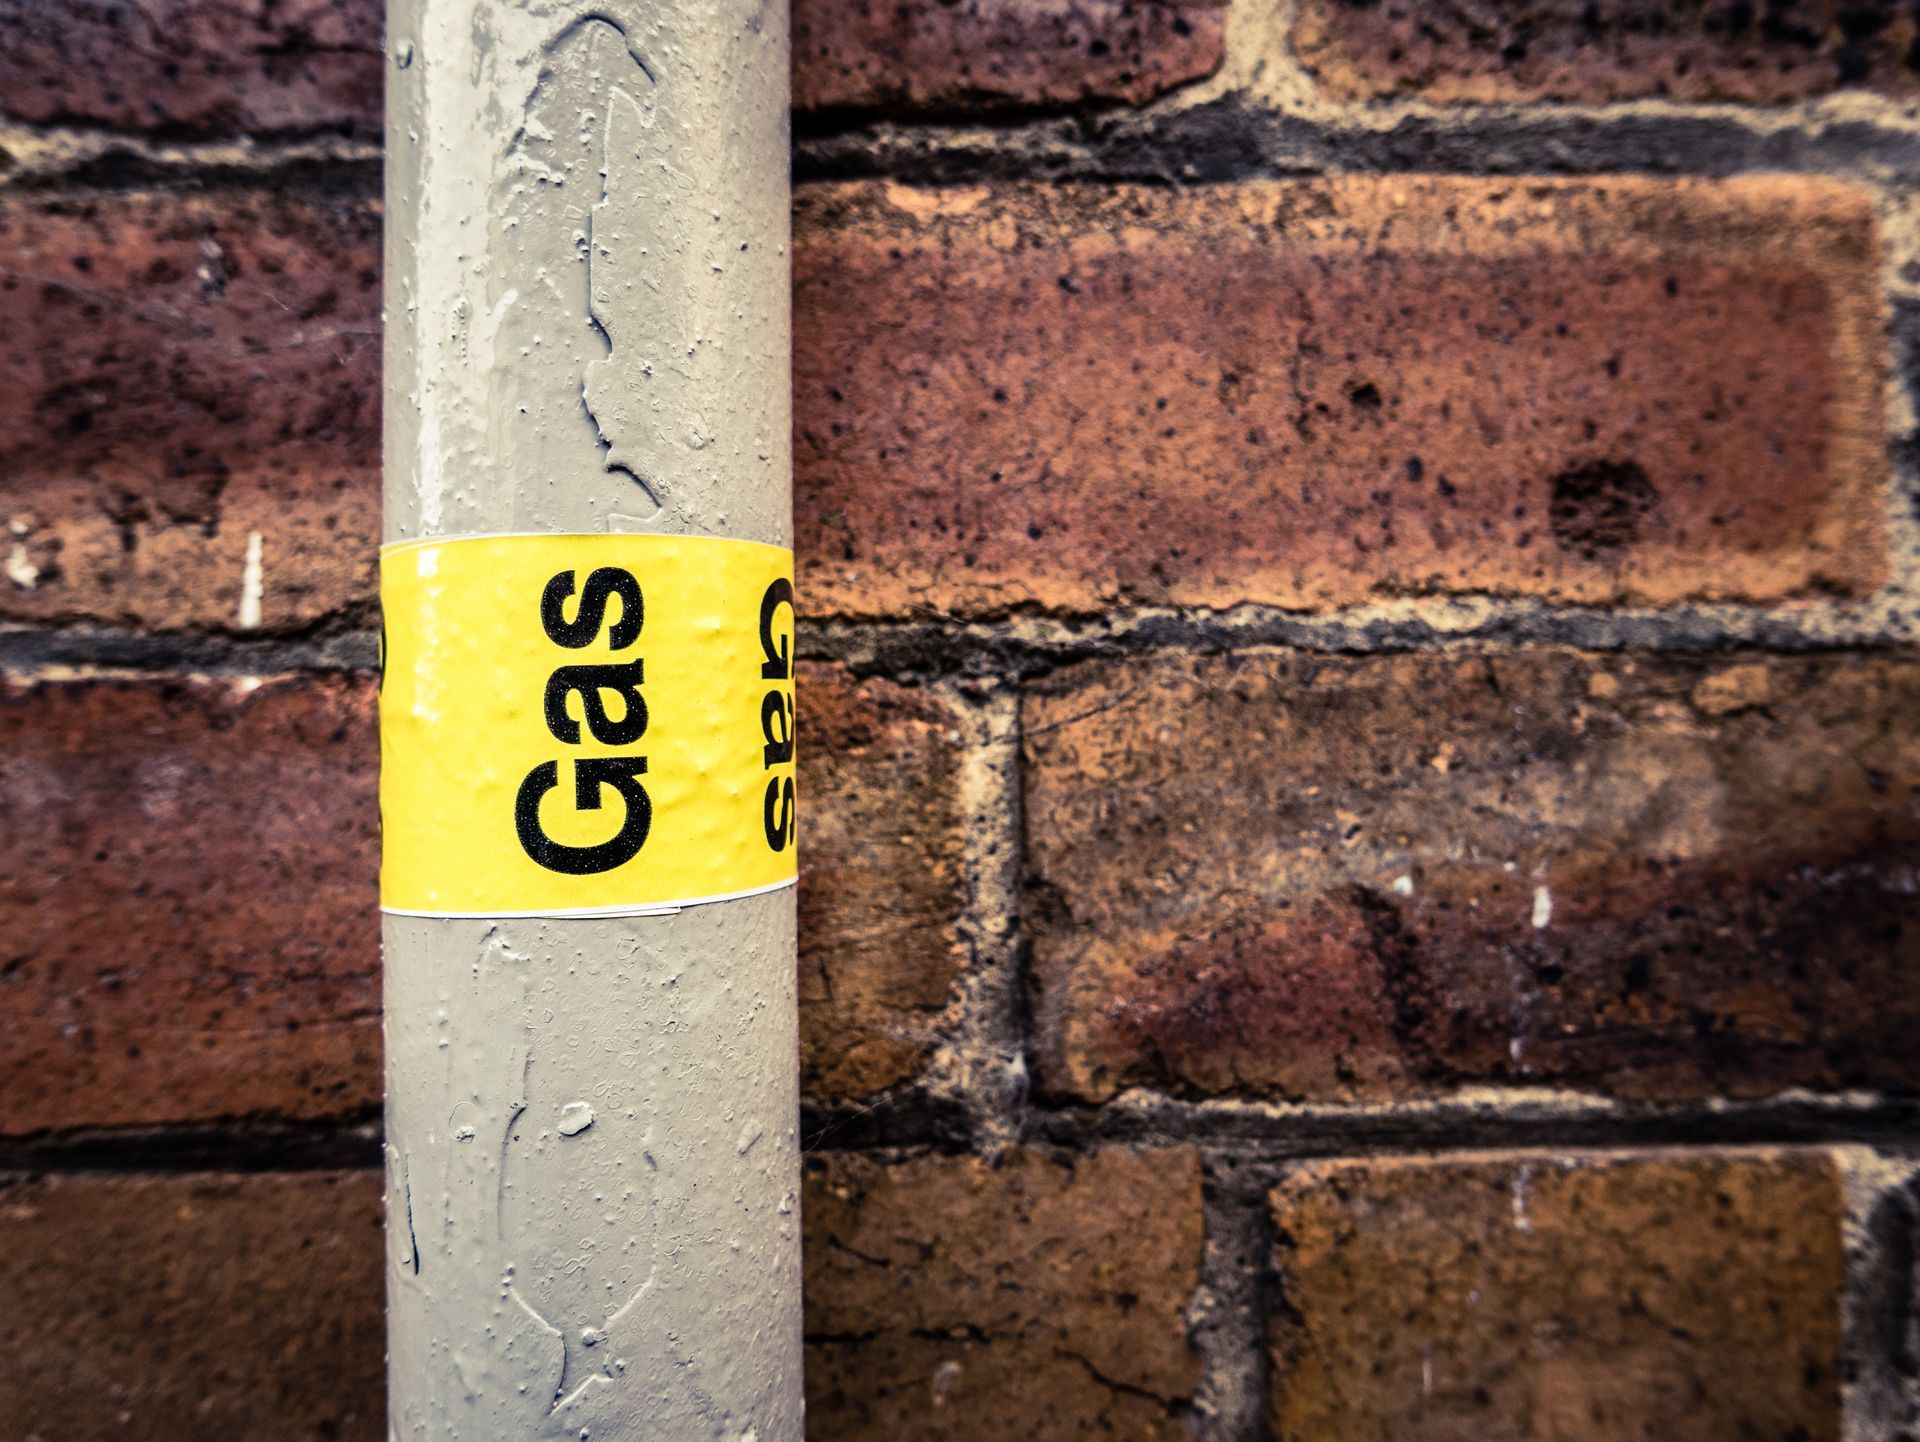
[3,2,1919,1438]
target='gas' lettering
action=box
[757,578,796,851]
[518,566,650,874]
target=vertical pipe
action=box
[382,1,797,1437]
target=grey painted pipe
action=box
[381,2,798,1437]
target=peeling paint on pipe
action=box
[382,2,797,1437]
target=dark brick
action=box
[793,0,1226,114]
[806,1146,1203,1440]
[1293,0,1920,104]
[1024,650,1920,1102]
[0,1171,384,1441]
[0,0,383,136]
[0,662,976,1129]
[0,674,379,1132]
[1,0,1223,132]
[1270,1149,1847,1442]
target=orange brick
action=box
[799,665,969,1099]
[1270,1149,1846,1442]
[806,1146,1203,1440]
[796,177,1884,618]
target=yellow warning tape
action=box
[380,534,797,918]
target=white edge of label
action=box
[380,874,797,921]
[380,532,794,557]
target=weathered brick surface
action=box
[793,0,1226,113]
[0,0,1221,136]
[798,665,968,1099]
[0,0,383,136]
[0,674,379,1132]
[1293,0,1920,105]
[805,1146,1202,1439]
[11,178,1883,632]
[1269,1149,1846,1441]
[0,191,380,632]
[0,1170,384,1441]
[796,179,1884,618]
[1025,650,1920,1103]
[0,664,963,1132]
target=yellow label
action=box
[380,534,797,918]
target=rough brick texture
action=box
[796,178,1884,618]
[0,0,1220,137]
[805,1146,1203,1440]
[793,0,1227,113]
[1293,0,1920,104]
[6,5,1918,1437]
[0,0,385,136]
[0,665,964,1132]
[11,177,1884,632]
[0,191,381,632]
[0,674,380,1133]
[1025,650,1920,1103]
[0,1170,384,1441]
[799,665,968,1099]
[1269,1149,1846,1441]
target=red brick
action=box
[0,1170,384,1441]
[0,674,379,1132]
[1269,1149,1846,1442]
[799,665,969,1099]
[795,178,1884,618]
[0,190,380,632]
[793,0,1226,113]
[1024,650,1920,1103]
[1293,0,1920,104]
[1,0,1223,133]
[13,177,1885,633]
[0,0,383,136]
[0,663,966,1130]
[805,1146,1203,1440]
